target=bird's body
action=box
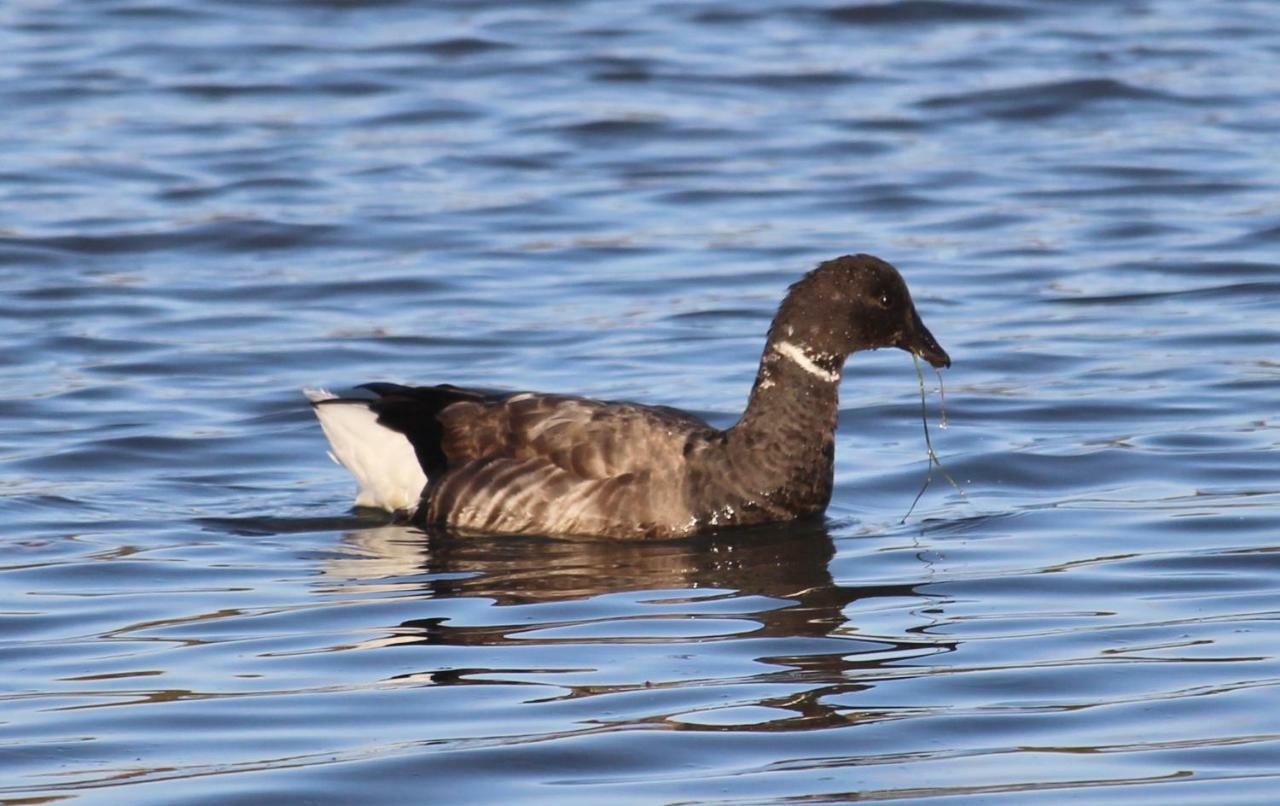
[308,254,950,539]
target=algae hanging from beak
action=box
[901,353,967,523]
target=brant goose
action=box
[307,254,950,539]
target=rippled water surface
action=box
[3,1,1280,802]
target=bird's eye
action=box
[878,293,890,308]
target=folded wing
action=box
[363,384,717,537]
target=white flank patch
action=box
[304,388,338,403]
[773,341,840,383]
[305,389,428,512]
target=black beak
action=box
[901,308,951,369]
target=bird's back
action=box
[371,384,720,538]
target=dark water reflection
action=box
[345,523,940,650]
[313,522,967,778]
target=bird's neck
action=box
[722,335,847,514]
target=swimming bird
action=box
[307,254,950,539]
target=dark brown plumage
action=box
[309,254,950,539]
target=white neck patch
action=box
[773,340,840,383]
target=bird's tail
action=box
[304,389,428,513]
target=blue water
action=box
[3,1,1279,802]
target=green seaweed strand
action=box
[902,353,966,523]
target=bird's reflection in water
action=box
[322,519,955,732]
